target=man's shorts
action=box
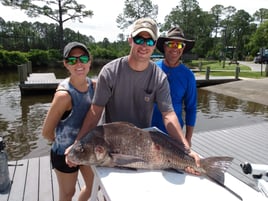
[50,150,79,173]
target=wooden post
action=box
[27,61,32,75]
[265,63,268,77]
[17,64,28,84]
[235,66,240,79]
[198,62,202,72]
[205,66,210,80]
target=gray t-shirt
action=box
[93,56,173,128]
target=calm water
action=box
[0,68,268,161]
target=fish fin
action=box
[149,130,190,153]
[202,156,233,185]
[110,153,145,165]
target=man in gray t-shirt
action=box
[94,56,173,128]
[67,17,200,175]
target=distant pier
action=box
[18,62,64,96]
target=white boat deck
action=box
[91,166,266,201]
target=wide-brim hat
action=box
[156,27,195,54]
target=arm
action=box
[65,104,104,167]
[184,71,197,146]
[162,111,200,175]
[42,90,71,142]
[74,104,104,142]
[185,125,194,147]
[162,111,190,149]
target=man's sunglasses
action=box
[65,55,90,65]
[165,41,185,49]
[133,36,156,47]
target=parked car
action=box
[254,49,268,64]
[254,55,268,64]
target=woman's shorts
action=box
[50,150,79,173]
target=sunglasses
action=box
[65,55,90,65]
[165,41,185,49]
[133,36,155,47]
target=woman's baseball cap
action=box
[63,42,90,58]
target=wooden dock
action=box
[195,76,238,87]
[0,156,86,201]
[19,73,64,95]
[1,122,267,200]
[17,62,64,96]
[192,121,268,191]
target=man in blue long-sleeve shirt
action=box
[151,27,197,146]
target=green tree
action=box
[219,6,236,66]
[209,5,224,58]
[229,10,254,60]
[253,8,268,23]
[1,0,93,50]
[161,0,214,57]
[117,33,126,42]
[251,20,268,49]
[211,5,224,40]
[116,0,158,32]
[161,0,201,32]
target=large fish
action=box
[67,122,233,185]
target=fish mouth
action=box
[66,153,77,163]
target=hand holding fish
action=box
[185,149,201,175]
[65,144,78,167]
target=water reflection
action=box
[0,77,52,160]
[0,70,267,161]
[196,89,268,132]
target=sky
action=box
[1,0,268,42]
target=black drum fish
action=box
[67,122,234,186]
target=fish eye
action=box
[75,143,84,152]
[80,147,84,152]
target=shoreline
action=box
[201,77,268,106]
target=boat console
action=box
[241,162,268,198]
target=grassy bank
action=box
[188,60,267,79]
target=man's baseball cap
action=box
[131,18,158,40]
[63,42,90,58]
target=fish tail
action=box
[201,156,243,200]
[201,156,233,185]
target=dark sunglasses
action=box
[133,36,155,47]
[165,41,185,49]
[65,55,90,65]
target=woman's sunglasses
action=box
[133,36,156,47]
[65,55,90,65]
[165,41,185,49]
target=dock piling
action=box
[235,66,240,79]
[17,64,28,84]
[205,66,210,80]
